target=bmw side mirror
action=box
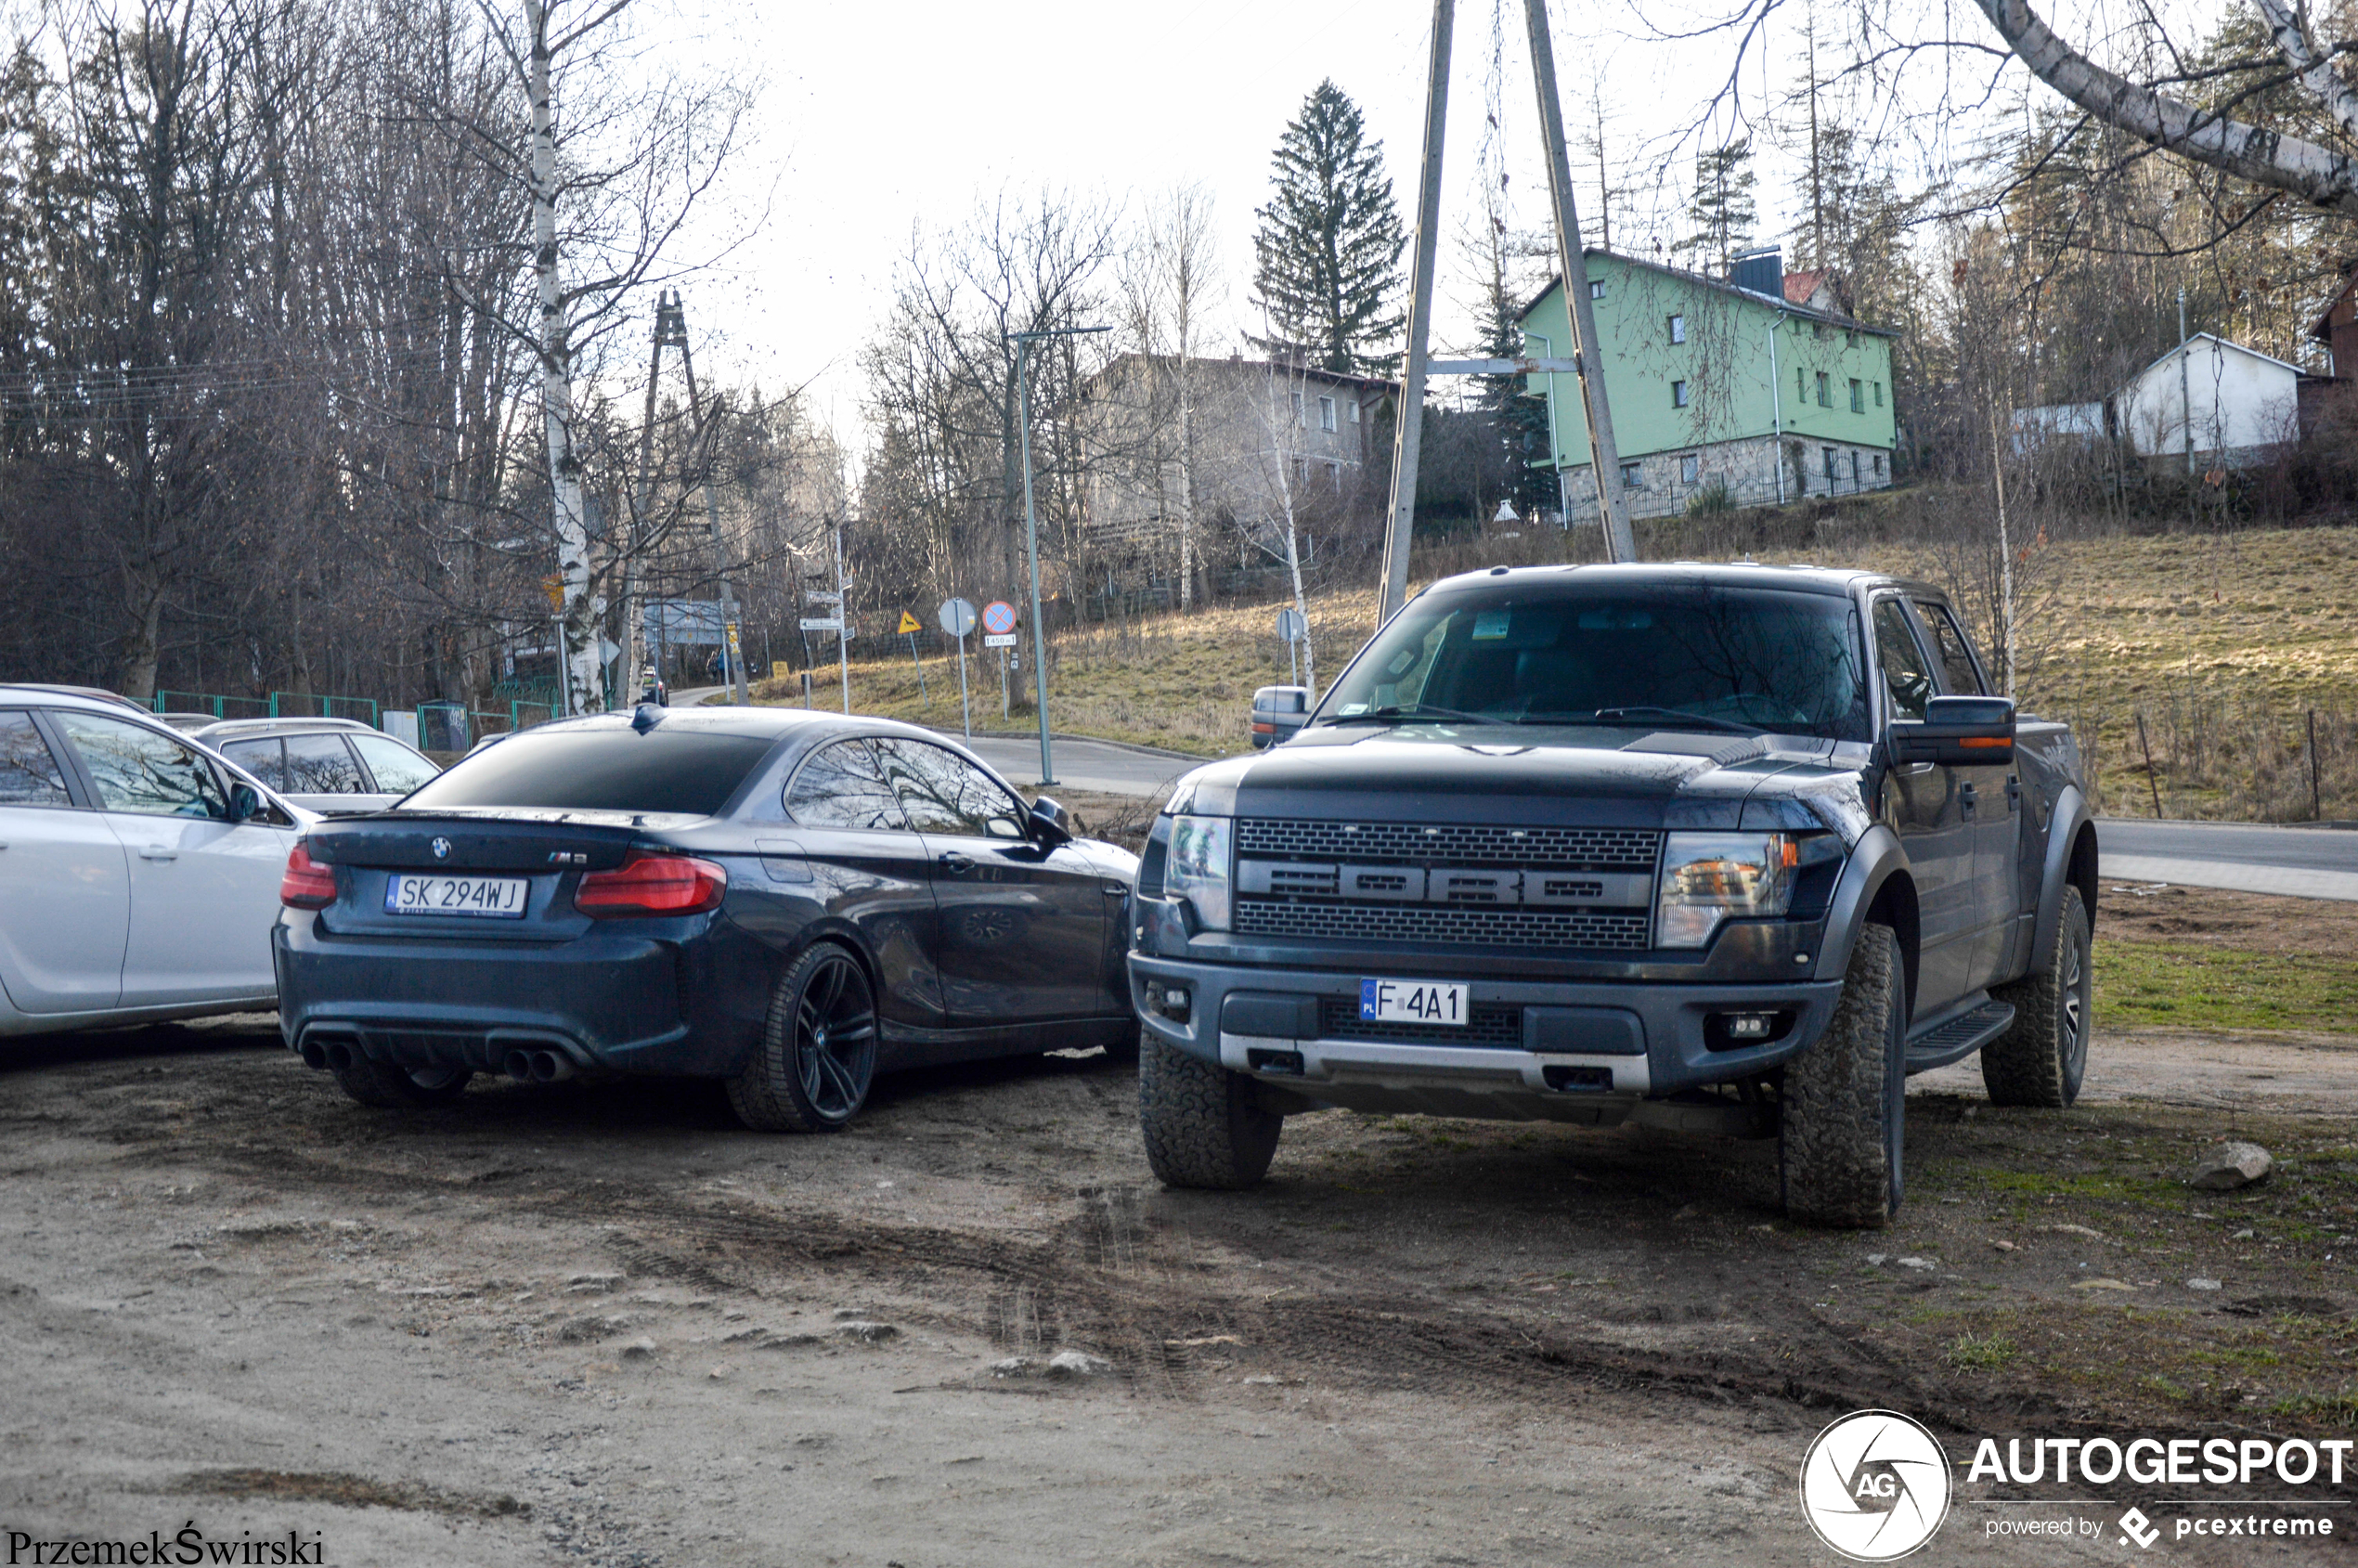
[1888,695,2016,767]
[1251,685,1310,749]
[1028,796,1075,847]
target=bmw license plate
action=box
[385,874,528,918]
[1359,978,1468,1026]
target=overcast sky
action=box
[646,0,2059,454]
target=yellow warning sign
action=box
[898,611,922,635]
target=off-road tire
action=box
[1781,922,1905,1229]
[332,1057,473,1109]
[728,943,878,1134]
[1982,886,2091,1108]
[1138,1035,1281,1190]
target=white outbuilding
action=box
[2109,333,2301,471]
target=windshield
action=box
[1321,582,1871,741]
[401,729,778,816]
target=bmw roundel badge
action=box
[431,837,452,861]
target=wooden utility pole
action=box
[625,292,678,698]
[672,296,752,706]
[1526,0,1635,562]
[1377,0,1455,625]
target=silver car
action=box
[0,687,316,1038]
[196,717,441,816]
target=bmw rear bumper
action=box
[272,912,771,1079]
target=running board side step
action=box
[1904,999,2015,1075]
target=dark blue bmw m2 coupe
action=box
[273,706,1140,1131]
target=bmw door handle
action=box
[938,852,974,875]
[138,846,177,862]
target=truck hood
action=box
[1171,725,1877,838]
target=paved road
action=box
[2097,818,2358,901]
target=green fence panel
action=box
[267,692,380,726]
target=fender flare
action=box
[2028,785,2100,965]
[1810,825,1919,1016]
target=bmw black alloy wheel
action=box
[795,952,877,1123]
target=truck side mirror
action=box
[1250,685,1310,749]
[1888,694,2016,767]
[1028,795,1075,847]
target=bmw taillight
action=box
[573,852,728,917]
[280,841,337,910]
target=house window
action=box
[1822,447,1839,483]
[1671,380,1690,408]
[1289,391,1302,423]
[1849,378,1863,413]
[1347,399,1360,423]
[1796,367,1807,399]
[1873,453,1885,476]
[1668,314,1686,344]
[1318,395,1336,432]
[1872,381,1884,408]
[1815,371,1832,408]
[1678,454,1700,486]
[1620,460,1643,489]
[1326,460,1341,491]
[1588,279,1606,300]
[1849,451,1860,485]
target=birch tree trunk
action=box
[529,0,602,714]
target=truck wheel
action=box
[1138,1036,1281,1190]
[1781,922,1905,1229]
[333,1057,472,1109]
[728,944,877,1133]
[1982,886,2091,1108]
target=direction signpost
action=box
[938,598,977,737]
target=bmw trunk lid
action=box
[301,810,673,940]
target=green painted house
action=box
[1517,246,1898,521]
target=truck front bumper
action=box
[1127,951,1844,1123]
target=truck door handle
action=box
[938,852,974,875]
[138,846,177,862]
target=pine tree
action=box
[1471,228,1556,517]
[1250,81,1407,376]
[1674,138,1757,271]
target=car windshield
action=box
[1320,582,1872,741]
[400,728,777,816]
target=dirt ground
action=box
[5,889,2357,1564]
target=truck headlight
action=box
[1655,832,1799,949]
[1164,814,1233,932]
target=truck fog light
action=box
[1727,1013,1774,1040]
[1145,981,1192,1024]
[1705,1010,1795,1051]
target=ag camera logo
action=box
[1799,1409,1952,1561]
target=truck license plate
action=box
[1360,978,1467,1026]
[384,874,528,918]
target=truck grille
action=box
[1316,997,1525,1046]
[1234,898,1652,951]
[1238,819,1659,870]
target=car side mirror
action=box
[1888,694,2016,767]
[227,783,262,823]
[1028,795,1075,847]
[1251,685,1310,749]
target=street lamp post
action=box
[1009,322,1110,788]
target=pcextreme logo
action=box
[1800,1409,1954,1562]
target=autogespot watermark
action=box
[3,1523,325,1565]
[1799,1412,2350,1556]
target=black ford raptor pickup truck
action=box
[1126,564,2096,1228]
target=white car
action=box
[0,686,316,1038]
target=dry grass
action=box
[749,525,2358,811]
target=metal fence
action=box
[152,690,270,721]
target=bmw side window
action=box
[876,738,1026,840]
[219,737,288,789]
[1871,600,1933,723]
[53,713,230,819]
[785,740,908,831]
[0,711,71,805]
[284,732,366,793]
[1914,601,1989,695]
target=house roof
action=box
[2311,261,2357,344]
[1782,268,1832,305]
[2131,331,2306,382]
[1516,247,1898,338]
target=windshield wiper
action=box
[1520,706,1764,734]
[1317,704,1509,728]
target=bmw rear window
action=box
[401,730,778,816]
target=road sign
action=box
[937,598,977,638]
[541,573,565,611]
[982,632,1017,649]
[1276,607,1306,642]
[898,610,922,635]
[980,600,1017,637]
[644,599,723,645]
[725,622,743,655]
[798,617,843,633]
[771,661,792,681]
[806,590,842,604]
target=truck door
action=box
[1914,598,2021,987]
[1871,597,1977,1015]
